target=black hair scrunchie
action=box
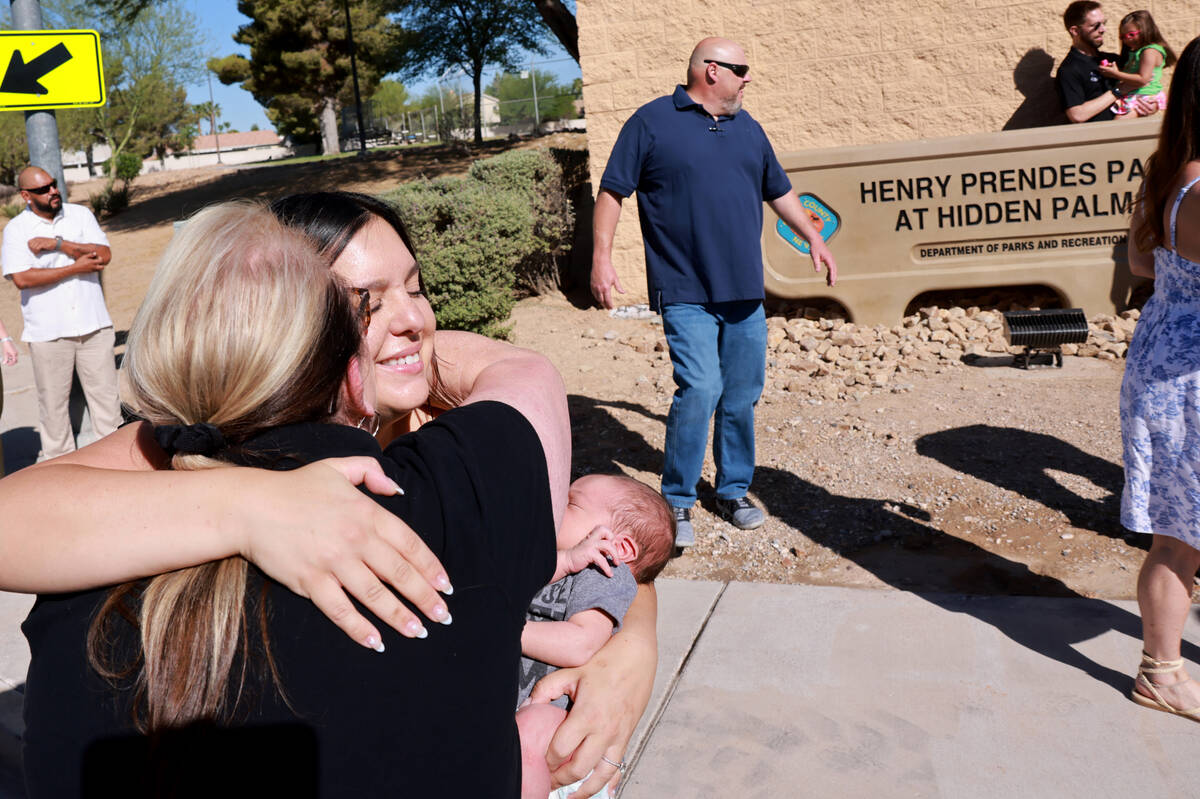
[153,422,227,457]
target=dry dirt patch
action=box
[509,295,1141,601]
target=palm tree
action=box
[193,101,222,136]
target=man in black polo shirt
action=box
[1056,0,1157,122]
[590,37,837,547]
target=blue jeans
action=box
[660,301,766,508]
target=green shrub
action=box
[89,185,130,217]
[0,200,23,218]
[382,176,538,338]
[467,148,558,194]
[379,148,576,338]
[102,151,142,184]
[467,149,573,295]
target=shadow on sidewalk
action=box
[915,425,1136,547]
[753,464,1198,695]
[564,396,1192,693]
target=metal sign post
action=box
[7,1,104,196]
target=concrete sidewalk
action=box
[1,581,1199,798]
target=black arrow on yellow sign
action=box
[1,43,71,95]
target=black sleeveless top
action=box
[21,401,556,798]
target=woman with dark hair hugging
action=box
[17,200,562,796]
[1,192,656,798]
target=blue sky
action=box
[190,0,582,133]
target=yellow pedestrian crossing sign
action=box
[0,30,105,111]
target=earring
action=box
[357,415,381,436]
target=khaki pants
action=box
[29,327,121,460]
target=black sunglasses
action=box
[23,179,57,195]
[704,59,749,78]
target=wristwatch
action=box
[53,235,62,252]
[1111,84,1125,99]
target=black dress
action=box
[21,401,556,798]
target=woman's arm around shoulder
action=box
[430,330,570,527]
[528,582,658,795]
[0,423,453,650]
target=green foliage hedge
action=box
[103,152,143,183]
[380,148,574,338]
[469,150,572,295]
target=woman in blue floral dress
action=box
[1121,35,1200,724]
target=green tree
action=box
[35,0,206,190]
[175,117,200,155]
[0,113,31,186]
[193,101,222,136]
[397,0,551,145]
[93,0,581,66]
[485,68,576,125]
[531,0,577,63]
[135,80,199,162]
[211,0,403,154]
[56,107,106,177]
[371,79,410,128]
[94,0,581,61]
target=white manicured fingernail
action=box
[365,635,385,653]
[388,479,405,496]
[435,574,453,595]
[406,620,428,639]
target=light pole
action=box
[207,71,223,164]
[342,0,367,155]
[530,57,540,132]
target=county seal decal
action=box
[777,193,839,255]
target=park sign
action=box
[765,118,1159,325]
[0,30,104,111]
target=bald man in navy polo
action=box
[590,37,837,547]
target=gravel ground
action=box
[510,293,1148,601]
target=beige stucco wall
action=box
[578,0,1200,305]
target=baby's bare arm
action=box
[521,609,615,668]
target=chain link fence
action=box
[337,59,583,149]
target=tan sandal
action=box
[1131,651,1200,723]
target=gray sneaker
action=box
[672,506,695,548]
[714,496,765,529]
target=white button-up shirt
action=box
[1,203,112,342]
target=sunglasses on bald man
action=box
[22,179,57,195]
[704,59,749,77]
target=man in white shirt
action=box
[1,166,121,459]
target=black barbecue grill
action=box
[1001,308,1089,368]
